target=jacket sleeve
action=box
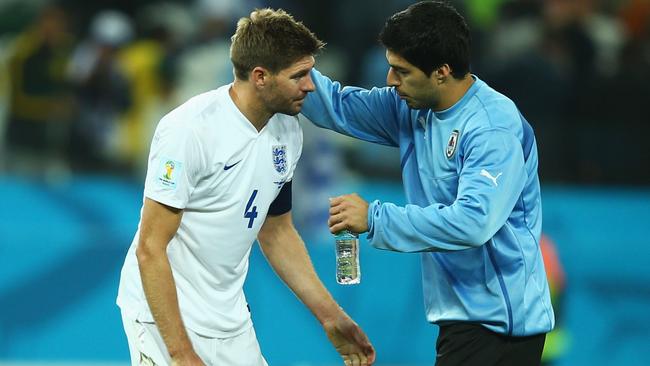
[301,69,402,147]
[366,128,527,252]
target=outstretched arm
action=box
[301,69,405,147]
[329,129,528,252]
[136,198,205,366]
[258,211,376,366]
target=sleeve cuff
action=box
[367,199,381,240]
[143,191,186,210]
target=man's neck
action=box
[435,74,474,111]
[230,81,272,132]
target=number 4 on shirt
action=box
[244,190,259,228]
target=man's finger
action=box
[329,196,345,206]
[358,352,368,366]
[349,353,361,366]
[330,221,346,234]
[329,205,342,215]
[366,346,377,365]
[366,346,376,364]
[342,355,351,366]
[360,341,374,358]
[328,213,343,227]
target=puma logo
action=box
[480,169,502,187]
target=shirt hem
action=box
[117,302,253,339]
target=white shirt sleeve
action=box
[143,118,203,209]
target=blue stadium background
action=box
[2,176,649,365]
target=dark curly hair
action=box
[379,1,471,79]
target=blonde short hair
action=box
[230,8,325,80]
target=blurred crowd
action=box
[0,0,648,184]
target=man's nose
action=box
[386,67,400,87]
[303,74,316,92]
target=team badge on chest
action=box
[272,145,288,174]
[446,130,460,159]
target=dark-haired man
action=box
[117,8,375,366]
[301,1,554,365]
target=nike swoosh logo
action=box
[224,160,241,171]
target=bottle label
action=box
[335,232,360,285]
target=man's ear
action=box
[252,66,269,87]
[433,64,451,84]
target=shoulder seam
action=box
[473,94,495,129]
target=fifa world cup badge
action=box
[157,158,183,189]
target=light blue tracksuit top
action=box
[302,69,555,337]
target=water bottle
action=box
[335,230,360,285]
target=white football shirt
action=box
[117,84,303,337]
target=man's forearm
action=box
[259,225,340,324]
[138,250,194,356]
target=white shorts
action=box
[121,313,268,366]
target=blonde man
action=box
[117,9,375,366]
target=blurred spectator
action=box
[173,0,264,103]
[67,9,133,171]
[480,0,650,184]
[330,0,413,83]
[620,0,650,40]
[0,0,647,184]
[115,2,183,174]
[604,0,650,184]
[172,0,236,103]
[3,4,75,179]
[483,1,580,181]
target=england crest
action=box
[446,130,460,159]
[272,145,288,174]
